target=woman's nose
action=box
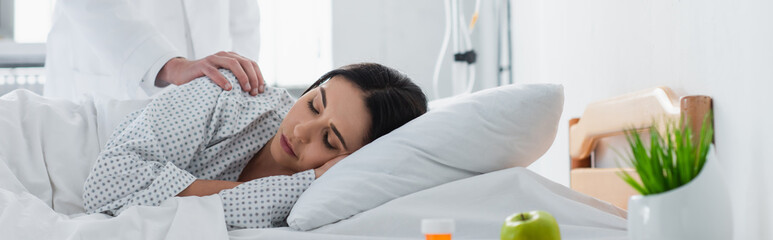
[293,121,312,144]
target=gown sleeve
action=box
[219,170,315,229]
[82,70,236,215]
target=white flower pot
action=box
[627,146,732,240]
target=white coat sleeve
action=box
[56,0,182,97]
[229,0,261,61]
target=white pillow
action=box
[287,83,564,230]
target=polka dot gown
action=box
[82,69,315,229]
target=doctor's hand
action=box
[158,51,265,96]
[314,155,348,179]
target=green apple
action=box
[501,210,561,240]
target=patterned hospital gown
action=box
[83,70,315,229]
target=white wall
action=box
[331,0,501,100]
[513,0,773,239]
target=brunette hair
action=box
[303,63,427,143]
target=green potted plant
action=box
[620,114,732,240]
[618,115,713,196]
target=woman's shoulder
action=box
[181,69,296,112]
[165,69,290,101]
[143,69,294,115]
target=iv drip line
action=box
[432,0,481,99]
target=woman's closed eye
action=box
[323,131,336,150]
[307,100,319,115]
[308,99,338,151]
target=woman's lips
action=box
[280,134,297,158]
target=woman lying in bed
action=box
[82,63,427,229]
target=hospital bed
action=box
[0,84,633,240]
[568,87,712,210]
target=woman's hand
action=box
[314,155,348,179]
[157,51,266,95]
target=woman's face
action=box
[269,76,371,172]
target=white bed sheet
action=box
[230,167,628,240]
[0,89,629,240]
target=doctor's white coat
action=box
[44,0,260,101]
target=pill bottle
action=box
[421,219,455,240]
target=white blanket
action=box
[0,89,628,239]
[0,89,149,215]
[0,168,627,240]
[0,189,228,240]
